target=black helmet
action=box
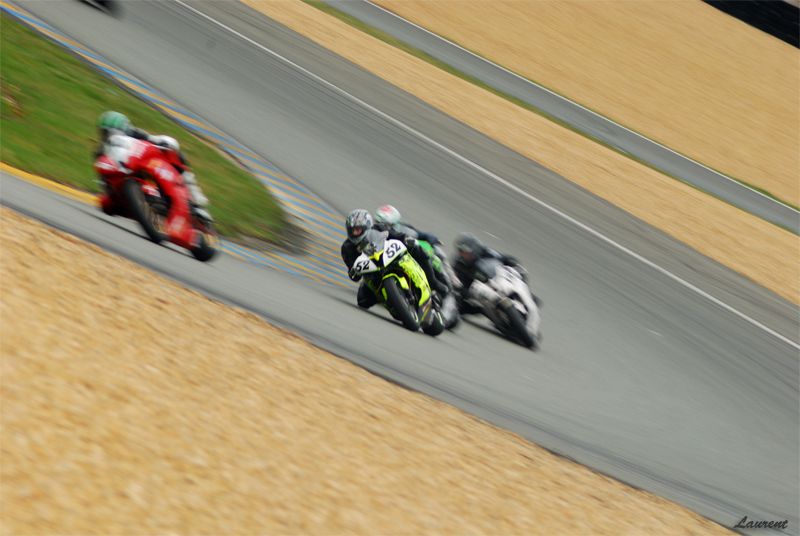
[346,209,373,244]
[454,233,483,264]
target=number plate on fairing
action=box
[382,239,406,266]
[353,253,380,275]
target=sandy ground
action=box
[376,0,800,207]
[0,207,732,534]
[243,0,799,304]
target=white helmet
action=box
[374,204,401,228]
[151,135,180,152]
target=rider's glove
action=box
[404,236,417,248]
[348,266,361,281]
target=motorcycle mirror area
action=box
[360,241,375,257]
[358,229,387,257]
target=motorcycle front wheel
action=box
[190,231,218,262]
[383,277,419,332]
[503,301,536,349]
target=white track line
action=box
[173,0,800,351]
[364,0,799,215]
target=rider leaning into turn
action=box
[341,207,447,310]
[94,111,210,218]
[341,209,382,309]
[452,233,541,313]
[372,204,450,294]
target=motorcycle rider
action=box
[341,209,382,309]
[95,111,209,218]
[372,204,450,295]
[451,233,541,313]
[94,111,206,248]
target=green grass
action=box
[304,1,799,221]
[0,14,286,243]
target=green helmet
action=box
[97,111,130,131]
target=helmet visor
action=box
[348,225,367,242]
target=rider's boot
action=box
[357,281,378,309]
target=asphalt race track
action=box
[5,1,799,531]
[324,0,800,234]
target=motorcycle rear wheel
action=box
[123,179,165,244]
[383,278,419,332]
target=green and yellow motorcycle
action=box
[352,230,444,336]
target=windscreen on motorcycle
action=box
[475,257,502,281]
[358,229,388,257]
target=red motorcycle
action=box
[94,138,218,262]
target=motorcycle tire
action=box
[383,277,419,332]
[503,301,537,349]
[123,179,165,244]
[191,231,218,262]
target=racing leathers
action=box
[94,125,153,159]
[341,237,380,309]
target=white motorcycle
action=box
[463,258,541,349]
